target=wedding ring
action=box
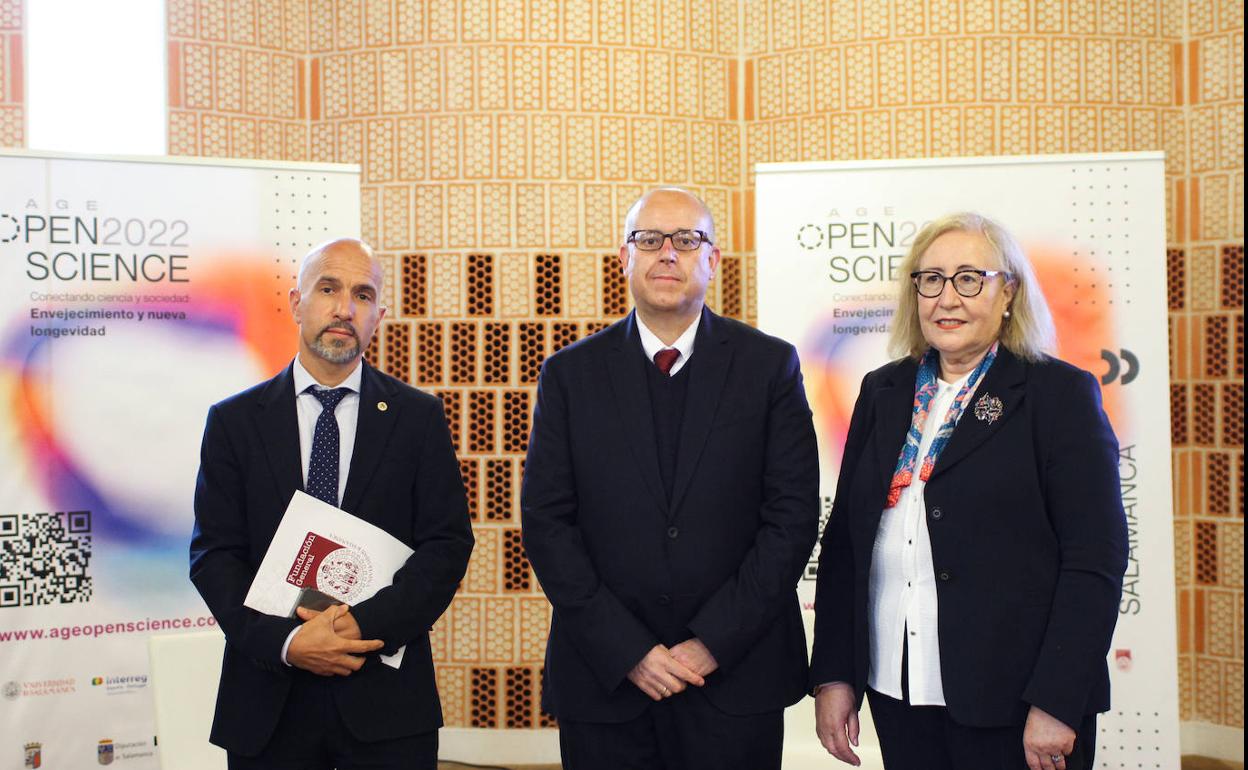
[1050,755,1063,763]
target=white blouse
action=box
[866,373,972,706]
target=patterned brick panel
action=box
[485,458,513,521]
[506,667,535,728]
[438,389,462,454]
[1205,315,1230,377]
[602,254,629,315]
[1224,385,1243,447]
[450,322,478,385]
[1168,248,1186,310]
[1236,314,1245,378]
[401,254,427,316]
[503,390,531,453]
[467,253,495,316]
[459,457,479,521]
[1194,384,1218,446]
[468,390,495,454]
[1196,521,1219,584]
[535,253,563,316]
[382,321,410,382]
[415,321,444,385]
[483,322,512,385]
[1172,384,1189,445]
[471,667,498,728]
[552,321,579,352]
[1224,245,1244,308]
[1209,453,1231,516]
[503,527,531,592]
[0,1,23,148]
[518,322,546,384]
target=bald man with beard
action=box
[190,239,473,769]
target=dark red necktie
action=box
[653,349,681,375]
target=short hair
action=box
[622,187,716,244]
[886,212,1056,362]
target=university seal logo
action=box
[24,742,42,769]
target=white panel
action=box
[757,153,1178,769]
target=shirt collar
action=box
[292,355,363,395]
[635,312,699,365]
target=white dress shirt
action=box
[635,313,698,375]
[281,356,364,664]
[866,373,973,705]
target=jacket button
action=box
[930,507,943,520]
[667,526,679,539]
[658,594,671,606]
[938,570,952,582]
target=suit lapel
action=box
[256,365,304,509]
[341,363,399,515]
[930,346,1027,478]
[605,313,668,514]
[669,308,732,517]
[872,358,919,501]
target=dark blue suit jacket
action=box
[521,308,820,723]
[810,346,1128,730]
[189,362,473,755]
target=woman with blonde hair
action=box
[809,213,1128,770]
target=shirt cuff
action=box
[814,680,849,695]
[280,626,300,666]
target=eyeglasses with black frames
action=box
[910,269,1012,298]
[626,230,713,251]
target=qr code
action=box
[0,511,93,607]
[803,496,834,581]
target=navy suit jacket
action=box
[521,308,821,723]
[189,361,473,756]
[809,346,1128,730]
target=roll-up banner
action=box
[0,150,360,769]
[757,153,1178,768]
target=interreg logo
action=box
[91,674,149,695]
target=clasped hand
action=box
[627,639,718,701]
[286,604,384,677]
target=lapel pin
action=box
[973,393,1003,424]
[377,401,388,412]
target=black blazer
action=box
[809,346,1128,730]
[521,308,820,723]
[189,362,473,756]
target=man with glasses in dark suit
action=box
[522,188,820,770]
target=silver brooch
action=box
[974,393,1003,424]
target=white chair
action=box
[148,628,229,770]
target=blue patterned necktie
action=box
[305,386,352,507]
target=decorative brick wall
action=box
[166,0,1243,731]
[0,0,22,147]
[1168,0,1243,730]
